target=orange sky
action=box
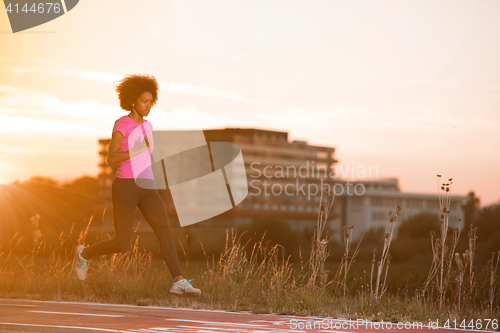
[1,0,499,206]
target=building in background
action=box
[95,128,338,234]
[97,138,116,201]
[96,129,466,241]
[331,178,467,240]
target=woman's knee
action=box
[112,239,130,253]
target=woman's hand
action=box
[144,134,154,149]
[130,135,153,156]
[107,132,154,166]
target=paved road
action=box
[0,298,487,332]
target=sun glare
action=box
[0,163,6,184]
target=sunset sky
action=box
[1,0,499,206]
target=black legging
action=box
[83,178,182,279]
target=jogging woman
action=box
[73,74,201,298]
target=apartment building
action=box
[331,178,467,240]
[97,130,466,241]
[96,128,338,232]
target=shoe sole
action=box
[169,291,201,298]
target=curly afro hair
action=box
[114,74,159,111]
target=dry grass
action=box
[422,176,460,309]
[0,179,499,326]
[371,201,402,300]
[308,186,335,292]
[489,251,500,314]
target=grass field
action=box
[0,183,499,329]
[0,228,498,329]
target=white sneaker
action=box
[73,245,88,280]
[169,279,201,298]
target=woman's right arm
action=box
[107,131,150,166]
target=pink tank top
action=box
[112,115,154,179]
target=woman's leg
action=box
[137,189,183,279]
[82,179,138,259]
